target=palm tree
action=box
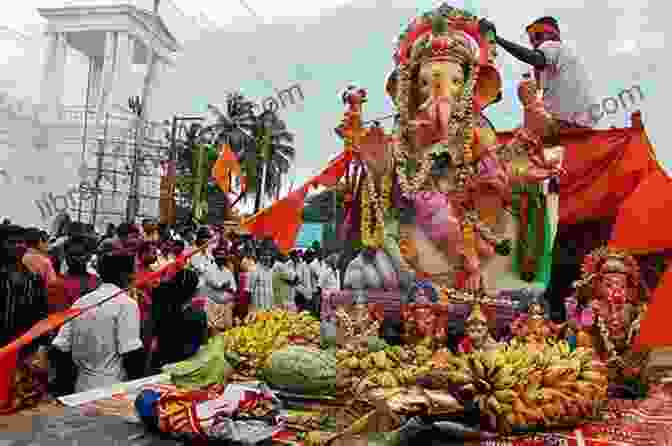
[205,93,296,212]
[253,109,295,211]
[173,122,206,207]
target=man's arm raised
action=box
[479,18,547,69]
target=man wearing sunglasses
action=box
[480,16,596,129]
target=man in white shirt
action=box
[295,251,314,313]
[272,253,297,308]
[51,251,144,393]
[481,16,600,322]
[250,253,274,310]
[204,247,237,333]
[318,255,340,292]
[189,227,215,274]
[481,16,597,128]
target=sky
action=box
[0,0,669,204]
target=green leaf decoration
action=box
[431,15,447,34]
[405,158,418,177]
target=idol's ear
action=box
[474,63,502,110]
[385,69,399,107]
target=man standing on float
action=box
[480,16,596,128]
[480,16,602,321]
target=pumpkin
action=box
[260,346,336,396]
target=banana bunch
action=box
[336,341,435,394]
[221,309,321,373]
[509,359,607,428]
[417,341,608,433]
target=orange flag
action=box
[212,144,242,193]
[242,150,354,253]
[243,187,308,254]
[609,169,672,255]
[0,307,84,359]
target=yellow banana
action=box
[494,389,517,403]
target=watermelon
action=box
[260,346,336,396]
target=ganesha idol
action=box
[342,4,564,304]
[573,247,650,387]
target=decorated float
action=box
[236,1,672,444]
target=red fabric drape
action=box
[500,113,672,348]
[609,169,672,254]
[242,151,353,253]
[638,264,672,347]
[496,114,658,225]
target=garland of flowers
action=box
[360,173,392,248]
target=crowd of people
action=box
[0,215,341,413]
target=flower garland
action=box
[360,173,392,248]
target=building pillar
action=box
[87,57,103,114]
[96,31,117,128]
[40,32,67,119]
[111,32,134,112]
[140,51,158,120]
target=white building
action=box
[0,3,179,230]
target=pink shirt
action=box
[23,248,57,286]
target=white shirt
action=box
[190,250,215,275]
[295,261,314,300]
[309,259,324,280]
[52,283,143,393]
[250,264,274,309]
[190,250,217,291]
[537,40,596,127]
[202,266,237,304]
[273,260,296,303]
[319,266,340,291]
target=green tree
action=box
[204,93,295,212]
[252,109,295,212]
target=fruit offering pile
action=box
[335,336,435,395]
[421,340,608,433]
[220,309,321,376]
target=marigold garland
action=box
[361,173,392,248]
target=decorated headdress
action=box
[388,3,501,111]
[409,29,479,67]
[466,303,487,325]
